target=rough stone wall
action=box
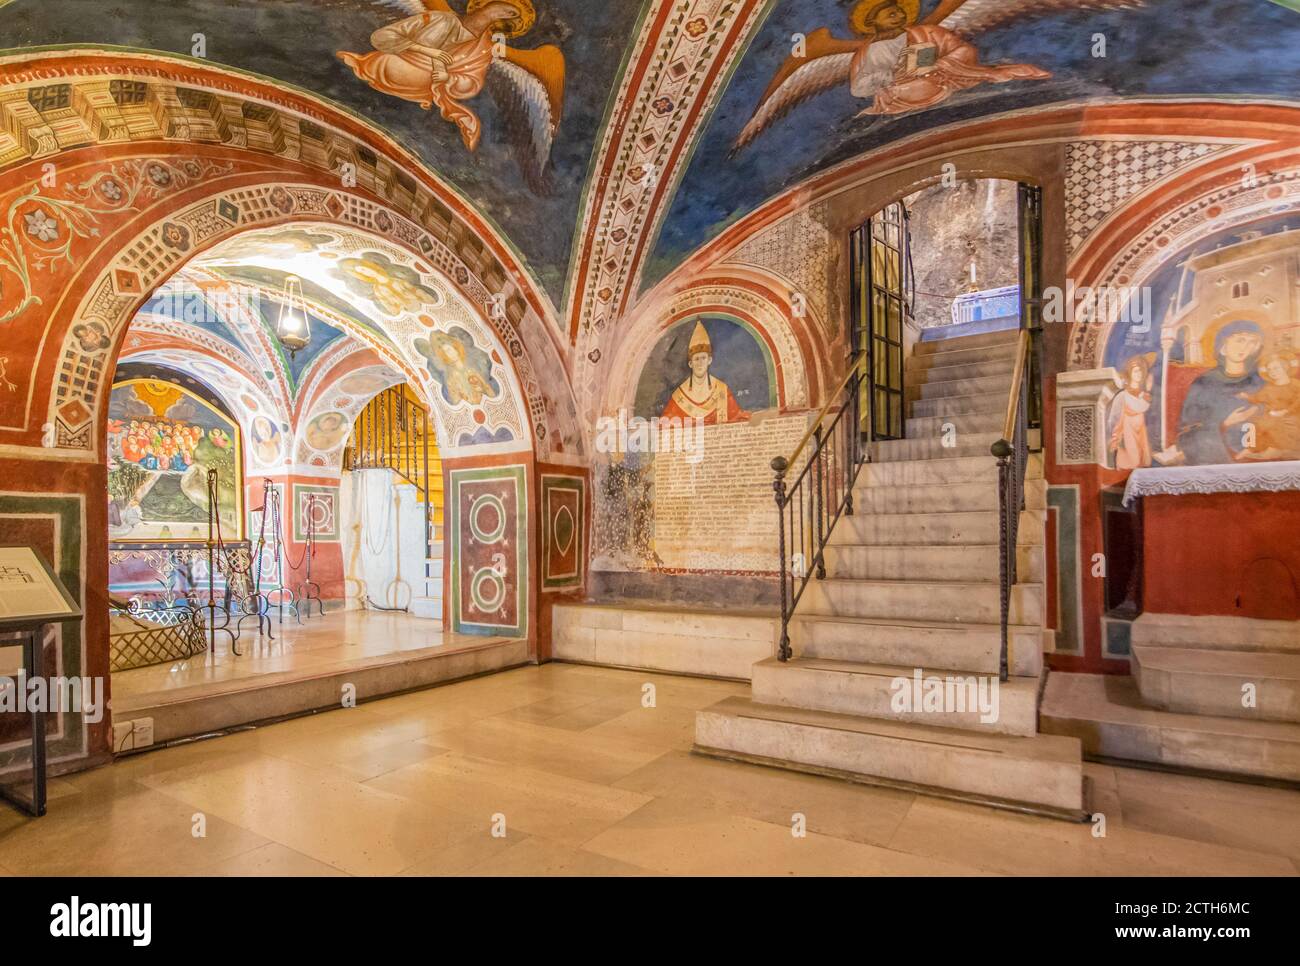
[905,179,1020,330]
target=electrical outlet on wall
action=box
[111,718,155,753]
[132,717,155,748]
[111,721,135,753]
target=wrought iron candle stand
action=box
[263,483,303,627]
[233,479,275,641]
[202,469,239,656]
[296,494,325,618]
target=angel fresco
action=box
[733,0,1143,152]
[414,326,501,407]
[336,0,565,192]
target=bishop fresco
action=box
[660,321,749,425]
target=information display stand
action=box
[0,545,82,817]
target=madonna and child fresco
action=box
[1104,223,1300,473]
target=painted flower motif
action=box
[160,221,191,251]
[24,209,58,242]
[685,17,708,38]
[609,227,627,244]
[146,163,172,187]
[182,161,202,179]
[628,164,648,184]
[97,178,124,203]
[652,96,674,116]
[597,286,613,302]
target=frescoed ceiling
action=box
[2,0,1297,344]
[136,274,355,400]
[644,0,1300,292]
[0,0,647,305]
[184,221,532,453]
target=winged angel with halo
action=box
[336,0,565,192]
[734,0,1143,152]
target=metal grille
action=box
[109,603,207,672]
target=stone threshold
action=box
[113,637,528,748]
[691,744,1091,823]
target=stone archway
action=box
[0,68,580,767]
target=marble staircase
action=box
[695,330,1086,819]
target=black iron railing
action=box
[772,353,868,661]
[990,328,1032,682]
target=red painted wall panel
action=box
[1143,492,1300,620]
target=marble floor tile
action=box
[134,753,482,875]
[614,750,917,848]
[460,835,650,876]
[367,752,653,847]
[581,796,985,876]
[0,783,271,876]
[3,662,1297,876]
[1111,767,1300,864]
[194,842,349,876]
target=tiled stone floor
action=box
[2,663,1297,876]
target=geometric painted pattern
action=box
[291,484,340,544]
[725,201,840,337]
[1065,139,1233,253]
[541,473,584,592]
[448,465,527,638]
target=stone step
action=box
[913,331,1021,356]
[799,577,1044,625]
[857,454,999,486]
[409,595,443,621]
[791,613,1043,677]
[824,543,1044,584]
[908,373,1012,401]
[1040,671,1300,783]
[832,508,1044,547]
[1134,644,1300,724]
[907,357,1016,385]
[906,341,1019,369]
[695,695,1084,818]
[871,432,1003,462]
[911,391,1009,419]
[851,479,1045,514]
[751,657,1039,735]
[905,411,1005,438]
[1131,613,1300,654]
[851,480,999,514]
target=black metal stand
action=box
[203,470,239,656]
[234,479,274,641]
[264,485,302,627]
[298,495,325,618]
[0,624,48,817]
